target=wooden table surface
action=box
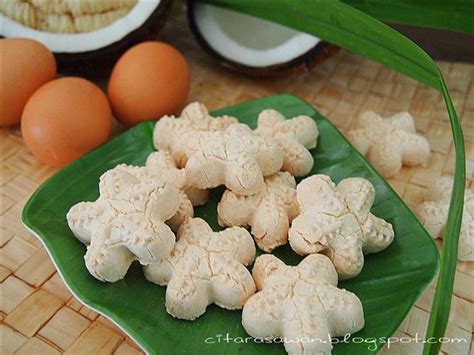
[1,7,473,355]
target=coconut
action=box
[0,0,172,77]
[188,2,338,77]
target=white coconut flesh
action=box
[193,3,320,67]
[0,0,161,53]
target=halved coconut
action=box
[0,0,172,77]
[188,2,338,77]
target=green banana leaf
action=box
[342,0,474,35]
[199,3,466,353]
[23,95,438,354]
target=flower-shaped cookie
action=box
[67,168,180,282]
[347,111,430,178]
[144,218,256,320]
[114,150,208,230]
[289,175,394,279]
[256,109,318,176]
[417,176,473,261]
[183,124,284,195]
[218,172,299,252]
[153,102,238,166]
[242,254,364,355]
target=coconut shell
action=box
[187,0,339,78]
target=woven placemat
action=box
[1,9,473,355]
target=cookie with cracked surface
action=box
[114,150,209,230]
[153,102,238,167]
[289,174,394,279]
[183,123,283,195]
[347,111,430,178]
[256,109,318,176]
[67,167,180,282]
[242,254,364,355]
[144,217,256,320]
[417,176,473,261]
[218,172,299,252]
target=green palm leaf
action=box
[342,0,474,35]
[200,1,466,354]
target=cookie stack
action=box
[67,102,396,355]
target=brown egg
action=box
[0,38,57,126]
[21,77,112,167]
[108,41,191,126]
